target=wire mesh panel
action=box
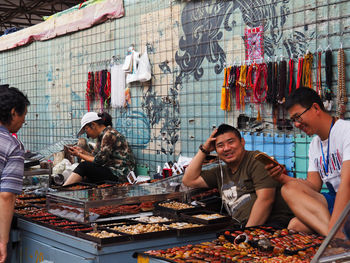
[0,0,349,177]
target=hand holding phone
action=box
[65,145,74,153]
[65,145,80,156]
[254,152,279,167]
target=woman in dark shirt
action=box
[63,112,135,185]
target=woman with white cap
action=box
[63,112,136,185]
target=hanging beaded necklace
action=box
[336,48,347,119]
[296,57,303,89]
[288,58,294,94]
[324,49,333,103]
[316,52,322,98]
[253,63,268,103]
[238,65,248,111]
[302,53,313,89]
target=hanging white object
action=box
[111,64,126,108]
[132,51,140,72]
[126,50,140,84]
[136,46,152,82]
[126,46,152,84]
[122,53,133,73]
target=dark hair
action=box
[95,112,113,127]
[214,124,241,140]
[0,86,30,125]
[285,87,325,111]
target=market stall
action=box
[11,167,350,263]
[135,203,350,263]
[12,218,217,263]
[136,226,323,262]
[11,175,229,263]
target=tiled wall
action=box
[0,0,349,176]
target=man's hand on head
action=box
[203,128,218,153]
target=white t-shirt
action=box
[308,119,350,193]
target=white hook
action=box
[280,54,284,61]
[325,44,332,52]
[317,45,323,53]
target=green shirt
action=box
[201,150,293,226]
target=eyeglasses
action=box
[290,106,312,123]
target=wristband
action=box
[199,144,210,155]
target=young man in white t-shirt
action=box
[266,87,350,236]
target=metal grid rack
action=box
[0,0,349,178]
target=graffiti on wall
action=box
[175,0,315,84]
[116,109,151,148]
[142,84,180,155]
[139,40,180,155]
[139,0,316,155]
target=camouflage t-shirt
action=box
[93,126,136,182]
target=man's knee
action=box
[281,180,301,201]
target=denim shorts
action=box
[322,192,336,215]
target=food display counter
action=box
[13,174,350,263]
[136,226,324,262]
[11,217,217,263]
[135,202,350,263]
[11,177,230,263]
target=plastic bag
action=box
[126,47,151,84]
[126,51,140,84]
[136,47,152,82]
[122,53,133,73]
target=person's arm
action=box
[305,171,323,192]
[69,146,94,162]
[328,160,350,234]
[266,164,323,191]
[245,188,275,227]
[182,129,217,188]
[182,148,209,188]
[0,192,16,263]
[265,164,293,185]
[76,152,94,162]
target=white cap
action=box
[77,112,101,137]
